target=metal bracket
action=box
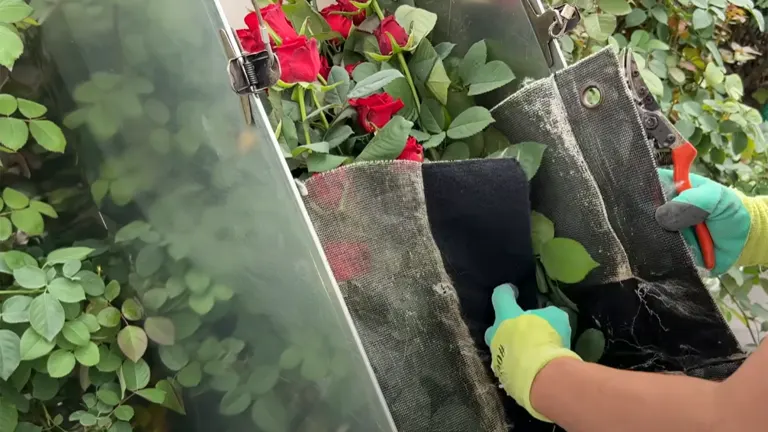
[523,0,580,68]
[228,51,280,94]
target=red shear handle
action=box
[671,142,716,270]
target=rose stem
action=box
[371,0,420,112]
[297,87,312,144]
[311,90,330,129]
[317,74,328,85]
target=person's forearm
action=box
[530,358,718,432]
[531,342,768,431]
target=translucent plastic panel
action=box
[35,0,395,430]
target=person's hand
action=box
[484,284,581,422]
[654,168,764,275]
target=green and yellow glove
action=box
[484,284,581,422]
[655,169,768,275]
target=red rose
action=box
[261,4,298,42]
[344,61,361,77]
[397,136,424,162]
[349,93,405,132]
[321,4,354,39]
[323,242,371,282]
[274,36,322,83]
[374,16,408,55]
[320,56,331,80]
[237,13,266,52]
[337,0,366,24]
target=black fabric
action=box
[422,159,547,430]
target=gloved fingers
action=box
[484,284,524,347]
[535,306,574,349]
[655,183,723,230]
[491,284,524,320]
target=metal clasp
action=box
[523,0,581,67]
[225,6,280,95]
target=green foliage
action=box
[552,0,768,346]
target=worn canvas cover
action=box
[301,49,746,431]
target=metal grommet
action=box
[581,85,602,108]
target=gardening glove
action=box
[655,168,768,275]
[484,283,581,423]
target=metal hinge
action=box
[224,7,280,95]
[523,0,581,68]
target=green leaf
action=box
[441,142,470,160]
[117,325,148,362]
[347,70,404,99]
[13,266,46,289]
[2,188,27,210]
[105,280,120,302]
[0,217,11,242]
[32,373,59,401]
[77,271,105,297]
[650,5,668,23]
[177,361,202,388]
[307,153,348,173]
[188,293,215,316]
[0,117,28,151]
[62,260,81,278]
[624,8,647,27]
[3,251,34,271]
[0,330,20,380]
[724,74,744,99]
[144,316,176,346]
[220,387,252,416]
[114,221,151,243]
[121,358,150,391]
[488,141,547,179]
[426,58,451,105]
[29,120,66,153]
[47,349,76,378]
[135,245,164,277]
[135,388,167,404]
[531,211,555,255]
[74,342,100,367]
[749,8,765,32]
[48,278,86,303]
[114,405,134,422]
[325,66,351,105]
[639,69,663,98]
[1,295,30,323]
[599,0,631,16]
[447,107,495,139]
[394,5,437,48]
[0,94,16,115]
[121,298,144,321]
[422,132,445,149]
[29,293,65,342]
[575,328,605,362]
[351,62,378,82]
[142,288,168,311]
[279,346,303,369]
[251,393,288,432]
[96,385,121,406]
[96,345,122,372]
[47,247,93,265]
[583,13,617,41]
[77,313,100,333]
[459,40,487,84]
[185,269,210,294]
[19,328,53,360]
[0,396,18,432]
[434,42,455,59]
[156,379,185,414]
[467,60,515,96]
[356,116,413,161]
[704,63,724,87]
[540,237,599,283]
[0,25,23,69]
[62,321,90,346]
[0,0,32,23]
[97,306,121,328]
[420,98,445,134]
[159,345,188,371]
[732,132,748,155]
[692,9,712,29]
[11,208,43,236]
[16,99,46,119]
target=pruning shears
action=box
[623,49,716,271]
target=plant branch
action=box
[371,0,385,20]
[311,90,330,129]
[724,285,759,345]
[297,87,312,144]
[0,288,44,295]
[396,52,420,112]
